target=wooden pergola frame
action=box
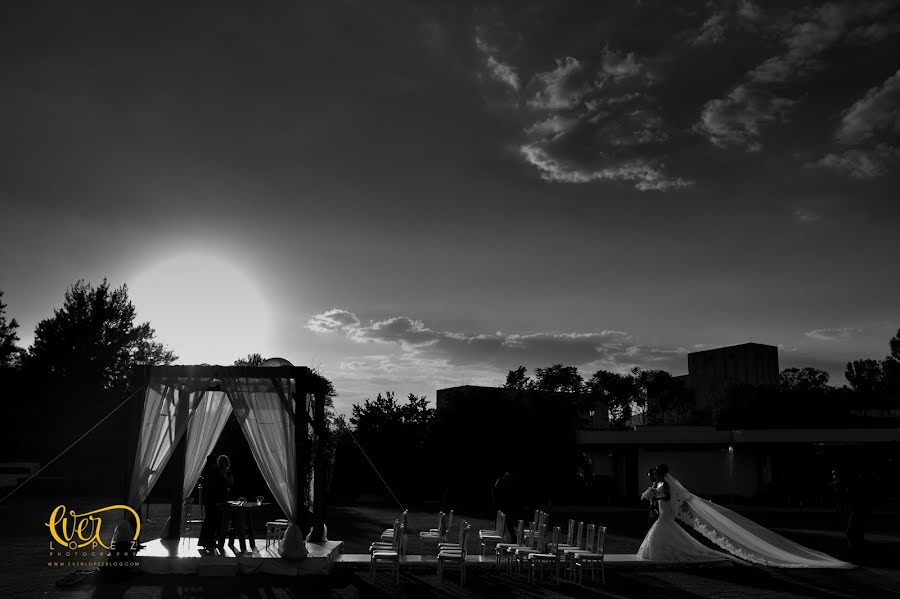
[128,364,331,543]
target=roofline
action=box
[688,342,779,356]
[576,427,900,445]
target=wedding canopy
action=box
[123,363,331,559]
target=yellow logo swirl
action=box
[45,504,141,550]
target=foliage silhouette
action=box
[0,289,23,369]
[28,279,176,393]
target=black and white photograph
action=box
[1,1,899,597]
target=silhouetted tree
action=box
[504,365,530,389]
[234,353,264,366]
[586,370,637,428]
[779,367,830,391]
[631,368,694,425]
[345,391,436,502]
[0,290,23,369]
[845,359,884,396]
[882,329,900,396]
[533,364,583,393]
[27,279,176,392]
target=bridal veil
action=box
[665,474,854,568]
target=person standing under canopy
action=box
[198,454,232,549]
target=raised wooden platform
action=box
[138,537,343,576]
[332,553,733,571]
[137,539,730,577]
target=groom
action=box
[645,467,660,530]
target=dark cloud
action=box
[691,0,763,46]
[836,68,900,144]
[696,85,794,151]
[471,19,690,191]
[696,1,896,151]
[353,316,439,347]
[815,67,900,178]
[306,308,687,376]
[516,51,689,189]
[526,57,594,111]
[473,1,899,188]
[816,144,899,179]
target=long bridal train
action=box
[638,474,854,569]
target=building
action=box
[435,344,900,507]
[436,385,609,429]
[434,385,606,507]
[578,425,900,504]
[677,342,780,413]
[578,343,900,505]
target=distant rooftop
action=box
[688,342,778,356]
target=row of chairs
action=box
[497,512,606,584]
[370,509,605,586]
[370,515,473,584]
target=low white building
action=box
[579,425,900,504]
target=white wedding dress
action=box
[637,474,854,568]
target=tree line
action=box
[498,331,900,429]
[1,282,176,393]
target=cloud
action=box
[812,69,900,178]
[527,57,591,111]
[749,2,892,84]
[696,85,794,150]
[475,36,520,92]
[487,56,520,91]
[696,2,894,150]
[525,49,645,112]
[805,327,863,341]
[308,308,699,411]
[472,42,688,191]
[352,316,439,347]
[793,209,821,222]
[599,47,643,81]
[307,308,691,373]
[815,144,900,179]
[835,69,900,144]
[692,0,763,45]
[524,115,577,139]
[520,144,690,190]
[846,20,900,45]
[306,308,360,333]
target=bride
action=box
[637,464,853,568]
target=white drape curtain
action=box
[127,381,198,509]
[222,376,297,521]
[182,390,233,500]
[223,375,305,559]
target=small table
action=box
[218,500,271,552]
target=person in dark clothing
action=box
[198,454,221,549]
[493,472,516,540]
[644,467,660,530]
[198,454,234,549]
[845,471,868,563]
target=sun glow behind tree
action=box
[130,252,274,364]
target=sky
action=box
[1,0,898,414]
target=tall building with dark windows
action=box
[682,342,779,411]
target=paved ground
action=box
[2,496,898,599]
